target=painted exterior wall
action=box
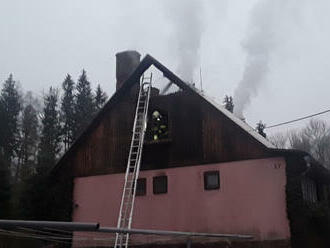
[72,157,290,242]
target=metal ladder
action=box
[114,74,152,248]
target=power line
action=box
[265,109,330,129]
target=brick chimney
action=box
[116,50,141,91]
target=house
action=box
[52,51,330,248]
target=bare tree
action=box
[269,119,330,169]
[288,119,330,169]
[269,132,288,149]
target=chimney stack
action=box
[116,50,141,91]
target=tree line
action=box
[223,95,330,169]
[0,71,107,219]
[269,119,330,169]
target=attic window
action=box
[147,110,169,141]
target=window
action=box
[153,175,168,194]
[148,110,169,141]
[204,171,220,190]
[136,178,146,196]
[301,177,318,203]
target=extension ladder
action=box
[114,74,152,248]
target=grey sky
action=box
[1,0,330,135]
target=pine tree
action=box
[223,95,234,113]
[256,121,267,138]
[0,154,11,218]
[0,74,21,163]
[74,70,95,139]
[95,84,107,110]
[37,87,61,175]
[17,103,39,180]
[0,98,5,153]
[61,74,75,150]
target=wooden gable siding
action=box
[72,93,136,176]
[68,89,270,177]
[142,90,203,170]
[201,102,271,163]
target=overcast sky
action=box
[1,0,330,135]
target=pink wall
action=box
[72,157,290,241]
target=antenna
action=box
[199,67,203,92]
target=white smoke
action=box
[163,0,205,83]
[234,0,286,118]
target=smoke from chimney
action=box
[233,0,284,118]
[164,0,205,83]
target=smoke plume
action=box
[164,0,205,83]
[234,0,285,118]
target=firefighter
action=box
[151,111,168,140]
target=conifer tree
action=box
[0,74,21,163]
[0,97,5,153]
[17,89,58,220]
[17,103,39,180]
[74,70,95,139]
[95,84,107,110]
[223,95,234,113]
[256,121,267,138]
[0,154,10,218]
[37,87,61,174]
[61,74,75,150]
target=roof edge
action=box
[52,55,154,174]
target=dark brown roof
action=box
[52,54,330,181]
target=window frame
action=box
[301,176,318,203]
[153,175,168,194]
[135,178,147,196]
[204,171,220,190]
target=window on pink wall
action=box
[204,171,220,190]
[136,178,147,196]
[153,175,167,194]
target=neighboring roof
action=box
[52,54,278,173]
